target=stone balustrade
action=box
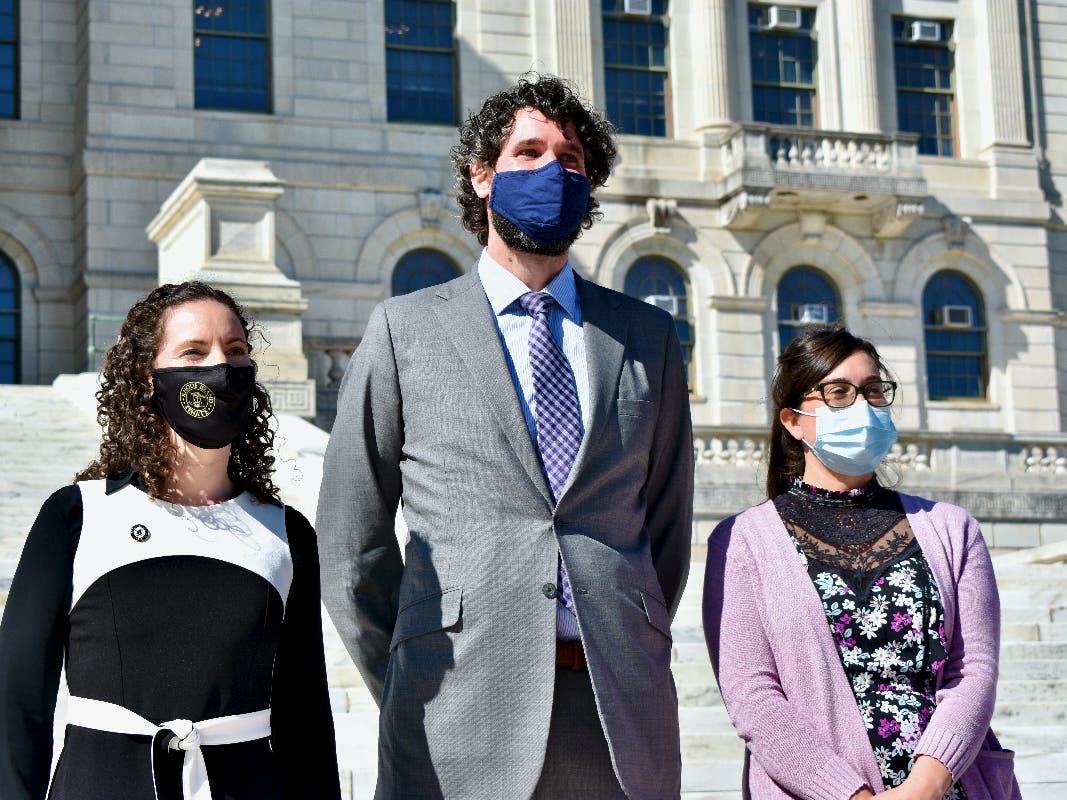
[723,123,921,176]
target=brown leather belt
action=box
[555,640,587,671]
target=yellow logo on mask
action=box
[179,381,216,418]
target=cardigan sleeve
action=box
[703,518,870,800]
[269,506,342,800]
[0,485,82,800]
[913,509,1000,780]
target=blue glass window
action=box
[602,0,669,137]
[0,252,19,383]
[194,0,271,113]
[893,18,955,157]
[0,0,17,119]
[777,267,839,352]
[624,256,693,381]
[749,4,817,127]
[385,0,457,124]
[391,248,461,296]
[923,271,985,399]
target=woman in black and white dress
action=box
[0,281,341,800]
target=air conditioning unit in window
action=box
[909,20,942,42]
[766,6,802,30]
[644,294,680,317]
[792,303,830,324]
[937,305,973,328]
[623,0,653,15]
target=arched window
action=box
[922,270,986,399]
[777,266,840,352]
[623,256,693,384]
[0,251,19,383]
[391,248,461,297]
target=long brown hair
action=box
[766,326,889,499]
[76,281,280,502]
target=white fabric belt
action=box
[66,695,271,800]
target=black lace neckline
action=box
[774,477,906,549]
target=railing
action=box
[722,124,922,177]
[305,341,358,429]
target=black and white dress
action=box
[0,472,341,800]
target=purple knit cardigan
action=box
[703,493,1020,800]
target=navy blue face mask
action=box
[488,160,591,244]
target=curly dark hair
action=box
[451,73,617,246]
[76,281,280,503]
[766,326,891,500]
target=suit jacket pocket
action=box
[640,589,672,640]
[389,586,463,651]
[617,398,654,418]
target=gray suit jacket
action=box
[317,269,694,800]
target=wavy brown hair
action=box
[766,326,890,499]
[451,72,617,246]
[76,281,280,503]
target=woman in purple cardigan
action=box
[703,327,1020,800]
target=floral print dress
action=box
[774,479,966,798]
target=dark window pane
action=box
[922,270,986,399]
[193,0,271,112]
[0,0,15,120]
[0,254,18,384]
[893,17,954,156]
[602,1,669,137]
[385,0,456,124]
[776,266,839,353]
[750,4,817,128]
[392,249,461,296]
[624,257,691,377]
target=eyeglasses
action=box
[803,380,897,408]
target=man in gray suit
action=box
[318,74,693,800]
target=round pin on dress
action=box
[130,524,151,543]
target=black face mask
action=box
[151,363,256,449]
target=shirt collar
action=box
[477,249,581,323]
[105,469,149,495]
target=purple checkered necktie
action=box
[518,291,580,620]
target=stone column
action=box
[836,0,880,133]
[973,0,1040,199]
[146,158,315,417]
[978,0,1028,147]
[553,0,597,97]
[691,0,733,130]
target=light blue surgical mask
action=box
[791,401,898,476]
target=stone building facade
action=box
[2,0,1067,544]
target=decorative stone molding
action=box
[721,190,770,229]
[645,197,677,232]
[942,216,969,249]
[773,134,893,173]
[305,340,358,431]
[885,441,930,472]
[873,200,925,239]
[418,189,447,227]
[798,211,827,241]
[1022,446,1067,474]
[694,434,765,469]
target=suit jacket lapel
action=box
[433,272,554,507]
[564,275,628,495]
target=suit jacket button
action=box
[542,583,557,599]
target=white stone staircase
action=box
[1,380,1065,799]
